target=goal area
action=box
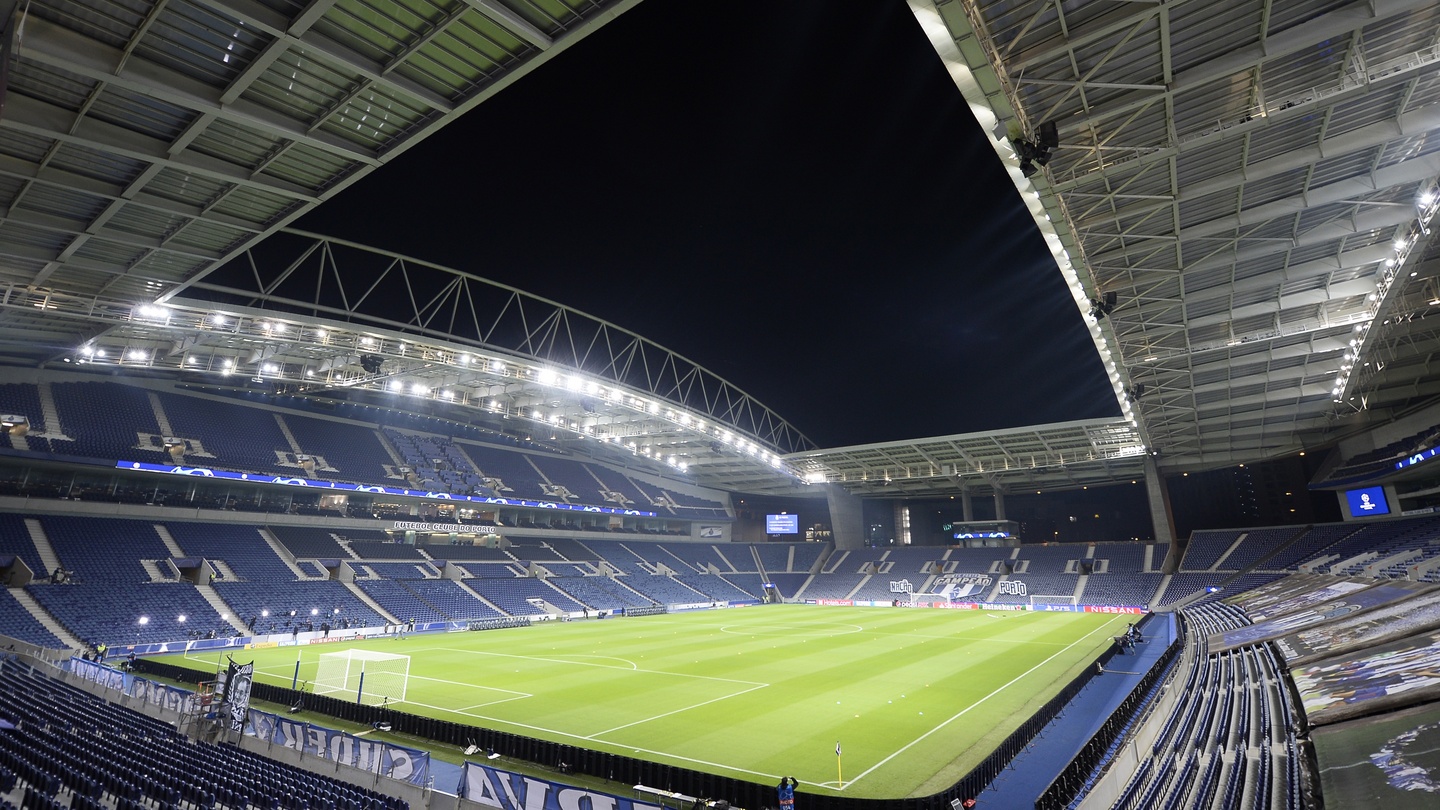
[313,650,410,705]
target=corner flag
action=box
[836,741,843,787]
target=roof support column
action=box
[825,484,866,551]
[993,489,1007,521]
[1144,455,1176,544]
[961,490,974,522]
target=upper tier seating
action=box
[463,445,546,499]
[1179,530,1243,571]
[154,391,292,474]
[1092,543,1147,572]
[267,525,349,559]
[942,547,1005,574]
[424,545,515,562]
[48,382,165,463]
[348,542,425,560]
[753,543,791,573]
[166,522,296,581]
[283,414,394,484]
[658,544,733,573]
[1260,523,1361,570]
[1014,545,1078,573]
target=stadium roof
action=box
[909,0,1440,473]
[0,0,640,362]
[5,0,1440,500]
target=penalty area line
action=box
[589,682,770,738]
[839,616,1127,791]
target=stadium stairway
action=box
[152,525,185,557]
[7,590,81,651]
[24,519,62,580]
[342,581,399,624]
[194,585,249,635]
[976,614,1179,808]
[139,560,173,582]
[257,528,322,580]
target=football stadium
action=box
[2,1,1440,810]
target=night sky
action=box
[297,0,1116,449]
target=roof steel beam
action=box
[17,15,382,166]
[0,94,319,203]
[1059,0,1435,137]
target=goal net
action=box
[1029,594,1079,608]
[314,650,410,705]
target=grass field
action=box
[162,605,1127,798]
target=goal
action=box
[314,650,410,705]
[1029,594,1079,609]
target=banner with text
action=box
[461,761,664,810]
[245,708,430,786]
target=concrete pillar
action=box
[826,484,866,550]
[1144,455,1176,544]
[993,489,1006,521]
[961,490,974,522]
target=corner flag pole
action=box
[836,741,843,788]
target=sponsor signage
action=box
[1396,446,1440,470]
[115,460,655,516]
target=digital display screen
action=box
[1344,486,1391,517]
[766,514,799,534]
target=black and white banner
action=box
[222,660,254,732]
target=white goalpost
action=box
[314,650,410,705]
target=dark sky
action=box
[296,0,1116,449]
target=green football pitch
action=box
[165,605,1127,798]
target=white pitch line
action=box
[431,647,767,687]
[406,672,531,697]
[837,616,1128,790]
[588,682,771,738]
